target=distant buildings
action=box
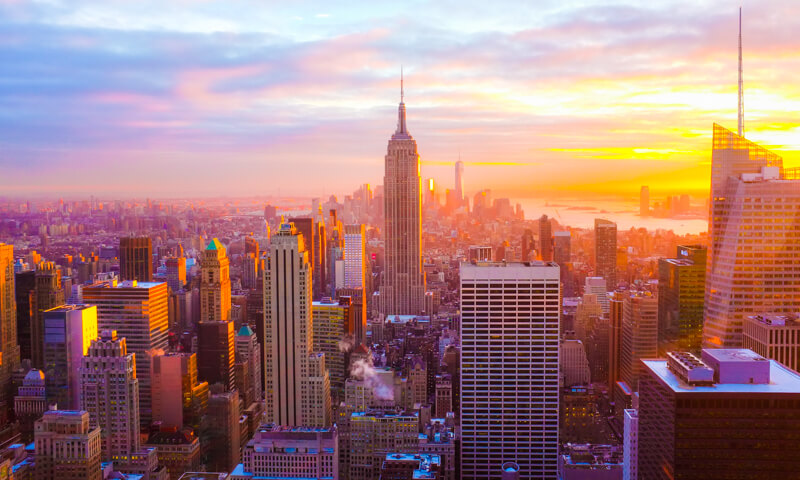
[538,215,552,262]
[639,349,800,478]
[593,219,617,291]
[120,236,153,282]
[553,231,571,265]
[381,85,426,315]
[460,262,560,479]
[639,186,649,216]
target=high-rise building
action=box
[120,236,153,282]
[230,424,339,480]
[561,338,590,387]
[312,297,353,402]
[83,280,169,426]
[235,325,262,407]
[34,410,102,480]
[200,238,231,322]
[619,291,658,390]
[455,160,465,204]
[622,409,638,480]
[553,231,570,265]
[743,314,800,374]
[594,219,617,290]
[205,390,241,472]
[197,320,235,391]
[165,250,187,292]
[705,129,799,347]
[349,409,419,480]
[460,261,560,480]
[288,217,316,293]
[263,222,331,427]
[583,277,609,314]
[608,292,626,387]
[80,330,140,461]
[344,224,367,290]
[381,80,425,316]
[42,305,97,409]
[152,352,209,429]
[0,243,21,424]
[31,262,65,369]
[639,350,800,479]
[14,269,35,365]
[242,253,259,290]
[639,186,649,216]
[658,245,706,353]
[538,215,552,262]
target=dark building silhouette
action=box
[120,236,153,282]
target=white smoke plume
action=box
[338,334,355,353]
[350,358,394,401]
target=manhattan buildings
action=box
[380,86,426,315]
[42,304,97,409]
[460,261,560,479]
[657,245,706,353]
[594,219,617,291]
[34,410,102,480]
[0,243,20,426]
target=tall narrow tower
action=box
[380,70,425,315]
[738,6,744,137]
[200,238,231,322]
[455,159,465,204]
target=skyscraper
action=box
[42,304,97,409]
[0,243,20,425]
[594,218,617,290]
[235,325,262,407]
[343,224,367,290]
[460,261,560,479]
[80,330,139,461]
[120,236,153,282]
[165,247,186,292]
[83,280,169,426]
[200,238,231,323]
[31,262,65,369]
[538,215,552,262]
[743,314,800,374]
[658,245,706,352]
[152,352,209,429]
[455,159,465,204]
[704,125,797,348]
[380,77,425,315]
[197,320,235,391]
[619,291,658,390]
[312,297,353,402]
[639,186,649,216]
[553,231,570,265]
[263,222,331,427]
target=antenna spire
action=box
[401,65,404,103]
[738,6,744,137]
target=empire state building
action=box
[380,77,425,315]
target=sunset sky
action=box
[1,0,799,200]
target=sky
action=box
[1,0,799,200]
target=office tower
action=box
[42,305,97,409]
[561,338,590,387]
[553,231,570,264]
[263,222,331,427]
[460,262,560,480]
[83,280,169,426]
[594,218,617,290]
[468,246,492,262]
[455,160,465,203]
[639,186,649,216]
[349,409,419,480]
[205,390,241,472]
[657,245,706,352]
[336,288,366,345]
[288,217,316,291]
[743,314,800,373]
[315,221,328,299]
[165,251,186,292]
[608,292,625,387]
[120,236,153,282]
[242,253,259,289]
[31,262,65,369]
[14,369,47,443]
[200,238,231,322]
[639,349,800,479]
[312,297,353,402]
[538,215,552,262]
[435,376,452,417]
[235,325,262,407]
[583,277,609,314]
[34,410,102,480]
[80,330,139,461]
[230,424,339,480]
[705,133,798,347]
[344,224,367,289]
[381,79,425,316]
[520,229,535,262]
[0,244,21,424]
[197,320,235,391]
[152,353,208,430]
[619,291,658,390]
[622,409,638,480]
[15,269,35,363]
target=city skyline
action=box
[1,1,799,199]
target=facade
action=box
[205,391,241,472]
[34,410,102,480]
[120,236,153,282]
[144,428,202,479]
[561,338,590,387]
[622,409,638,480]
[165,254,186,292]
[42,305,97,409]
[380,86,426,315]
[619,291,658,390]
[235,325,262,407]
[152,353,209,429]
[553,231,570,265]
[0,243,20,424]
[743,314,800,373]
[312,298,353,402]
[608,292,625,387]
[657,245,706,353]
[434,377,452,418]
[14,369,48,443]
[263,222,332,427]
[349,410,419,480]
[80,330,140,462]
[638,349,800,479]
[199,238,231,322]
[344,224,367,290]
[31,262,64,369]
[705,130,800,347]
[460,261,560,480]
[83,279,169,426]
[583,277,609,314]
[197,320,235,391]
[230,424,338,480]
[594,219,617,291]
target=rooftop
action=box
[748,314,800,327]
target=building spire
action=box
[738,6,744,137]
[401,65,404,103]
[395,67,408,136]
